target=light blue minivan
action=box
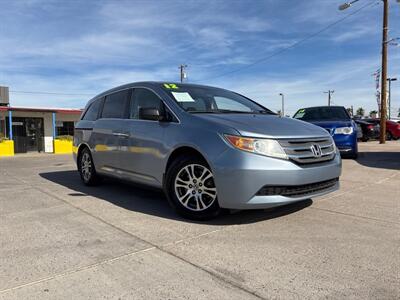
[74,82,341,219]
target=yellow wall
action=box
[0,140,14,157]
[54,139,73,154]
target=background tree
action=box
[356,107,365,116]
[398,108,400,118]
[369,110,378,118]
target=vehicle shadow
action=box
[356,151,400,170]
[39,170,313,225]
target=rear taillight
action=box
[367,124,374,130]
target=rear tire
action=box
[78,147,102,186]
[386,131,393,141]
[165,155,221,220]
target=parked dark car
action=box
[353,119,380,142]
[293,106,358,158]
[364,119,400,140]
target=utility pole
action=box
[179,64,188,83]
[279,93,284,117]
[387,78,397,120]
[379,0,388,144]
[324,90,334,106]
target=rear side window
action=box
[82,99,102,121]
[101,90,129,119]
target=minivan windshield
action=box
[293,107,350,121]
[162,84,274,114]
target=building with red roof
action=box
[0,105,82,154]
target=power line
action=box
[6,1,377,97]
[197,0,377,82]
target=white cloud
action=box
[0,0,398,115]
[332,26,378,43]
[215,54,400,115]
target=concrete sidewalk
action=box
[0,141,399,299]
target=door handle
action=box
[113,132,130,138]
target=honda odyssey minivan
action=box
[74,82,341,219]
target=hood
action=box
[354,119,371,125]
[309,120,352,128]
[309,120,352,127]
[193,114,330,139]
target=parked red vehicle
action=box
[365,119,400,140]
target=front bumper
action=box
[333,133,358,153]
[211,148,342,209]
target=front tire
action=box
[78,148,102,186]
[165,155,220,220]
[386,131,393,141]
[349,152,358,159]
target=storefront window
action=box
[56,121,74,136]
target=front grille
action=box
[279,137,336,164]
[256,178,339,197]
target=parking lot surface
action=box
[0,142,399,299]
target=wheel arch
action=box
[76,143,91,169]
[163,146,211,187]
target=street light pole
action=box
[279,93,284,117]
[387,78,397,120]
[338,0,360,11]
[379,0,388,144]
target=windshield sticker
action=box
[171,92,195,102]
[295,110,305,118]
[163,83,179,89]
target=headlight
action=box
[334,127,353,135]
[330,137,338,153]
[225,135,288,159]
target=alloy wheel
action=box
[174,164,217,211]
[81,152,92,181]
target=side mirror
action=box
[139,107,165,121]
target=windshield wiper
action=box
[257,109,275,115]
[189,109,274,114]
[189,110,220,114]
[189,110,251,114]
[218,109,276,114]
[218,110,254,114]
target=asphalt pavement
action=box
[0,141,399,299]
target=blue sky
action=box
[0,0,399,116]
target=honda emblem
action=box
[310,144,322,158]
